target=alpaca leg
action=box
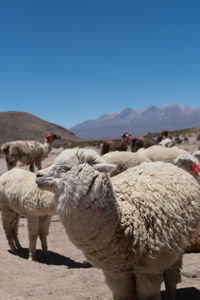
[1,207,18,253]
[27,216,39,260]
[12,215,22,250]
[39,216,51,257]
[136,273,162,300]
[29,164,34,172]
[104,271,137,300]
[35,160,42,170]
[164,256,182,300]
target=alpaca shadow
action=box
[8,248,92,269]
[161,287,200,300]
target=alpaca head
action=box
[45,133,61,143]
[36,148,116,193]
[173,154,199,177]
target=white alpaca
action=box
[102,146,188,177]
[102,151,150,176]
[36,148,200,300]
[0,168,56,260]
[1,133,60,172]
[137,145,189,163]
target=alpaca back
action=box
[112,161,200,254]
[142,145,188,163]
[0,168,55,217]
[11,141,47,164]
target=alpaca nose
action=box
[36,173,43,177]
[36,171,44,178]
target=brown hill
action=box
[0,111,83,146]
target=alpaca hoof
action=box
[28,255,36,261]
[17,245,23,250]
[10,249,17,254]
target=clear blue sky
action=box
[0,0,200,129]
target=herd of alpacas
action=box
[0,132,200,300]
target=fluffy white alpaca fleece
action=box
[1,133,59,172]
[0,168,56,260]
[36,148,200,300]
[137,145,189,163]
[54,147,106,166]
[102,151,150,176]
[41,147,115,183]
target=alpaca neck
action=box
[42,140,53,156]
[56,169,121,250]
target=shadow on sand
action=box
[7,249,200,298]
[8,248,92,269]
[161,287,200,300]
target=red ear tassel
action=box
[192,162,199,176]
[45,135,53,141]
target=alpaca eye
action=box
[59,166,71,173]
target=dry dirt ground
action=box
[0,142,200,300]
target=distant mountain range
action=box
[0,111,82,145]
[70,104,200,140]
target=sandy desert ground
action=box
[0,141,200,300]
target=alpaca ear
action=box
[93,163,117,174]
